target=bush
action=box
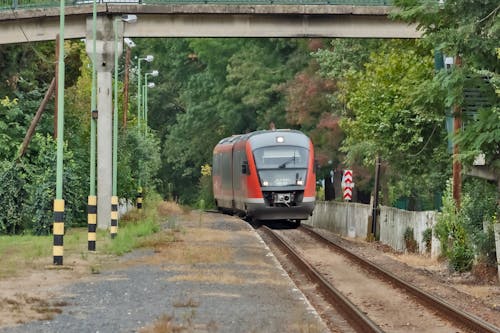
[0,135,86,235]
[23,134,85,235]
[197,164,214,209]
[461,178,498,267]
[422,228,432,254]
[434,178,497,273]
[449,242,474,272]
[404,227,418,253]
[118,128,161,202]
[0,161,28,234]
[435,180,474,272]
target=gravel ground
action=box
[311,226,500,329]
[0,212,328,333]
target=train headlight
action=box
[263,181,269,186]
[296,180,304,185]
[276,136,284,143]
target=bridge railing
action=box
[1,0,391,11]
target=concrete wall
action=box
[379,207,438,255]
[118,198,134,218]
[307,201,371,238]
[494,224,500,282]
[306,201,441,258]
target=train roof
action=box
[216,129,306,146]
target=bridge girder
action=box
[0,4,420,44]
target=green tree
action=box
[0,160,27,234]
[159,38,308,203]
[338,41,450,205]
[393,0,499,172]
[23,134,85,235]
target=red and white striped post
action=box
[342,169,354,201]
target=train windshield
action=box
[253,146,308,169]
[253,146,309,187]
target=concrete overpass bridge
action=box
[0,0,420,233]
[0,1,420,44]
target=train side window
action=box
[241,161,249,175]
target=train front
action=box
[245,130,315,221]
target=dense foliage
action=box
[393,0,499,170]
[391,0,499,269]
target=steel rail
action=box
[300,224,500,333]
[260,225,384,333]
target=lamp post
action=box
[136,55,153,134]
[111,15,136,238]
[135,55,153,209]
[143,81,156,136]
[123,38,136,129]
[143,70,158,136]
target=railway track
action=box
[258,224,500,333]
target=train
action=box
[212,129,316,224]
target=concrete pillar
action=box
[97,71,112,229]
[86,16,123,229]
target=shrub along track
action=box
[258,224,500,333]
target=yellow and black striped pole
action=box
[88,195,97,250]
[111,196,118,238]
[53,199,64,265]
[53,0,65,266]
[137,187,143,211]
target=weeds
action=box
[173,297,200,308]
[139,314,187,333]
[403,227,418,253]
[422,228,432,254]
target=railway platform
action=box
[0,210,328,333]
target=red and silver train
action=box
[212,129,315,223]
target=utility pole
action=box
[371,156,381,238]
[452,55,462,209]
[18,78,56,159]
[52,0,65,266]
[54,34,59,139]
[87,0,98,251]
[123,45,131,129]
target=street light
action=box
[143,70,158,135]
[135,54,153,209]
[136,54,154,134]
[123,37,135,128]
[143,80,156,136]
[112,14,137,238]
[124,37,136,48]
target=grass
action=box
[104,218,160,255]
[0,197,181,278]
[0,234,52,277]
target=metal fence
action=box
[1,0,391,11]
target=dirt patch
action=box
[0,293,67,325]
[0,256,105,328]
